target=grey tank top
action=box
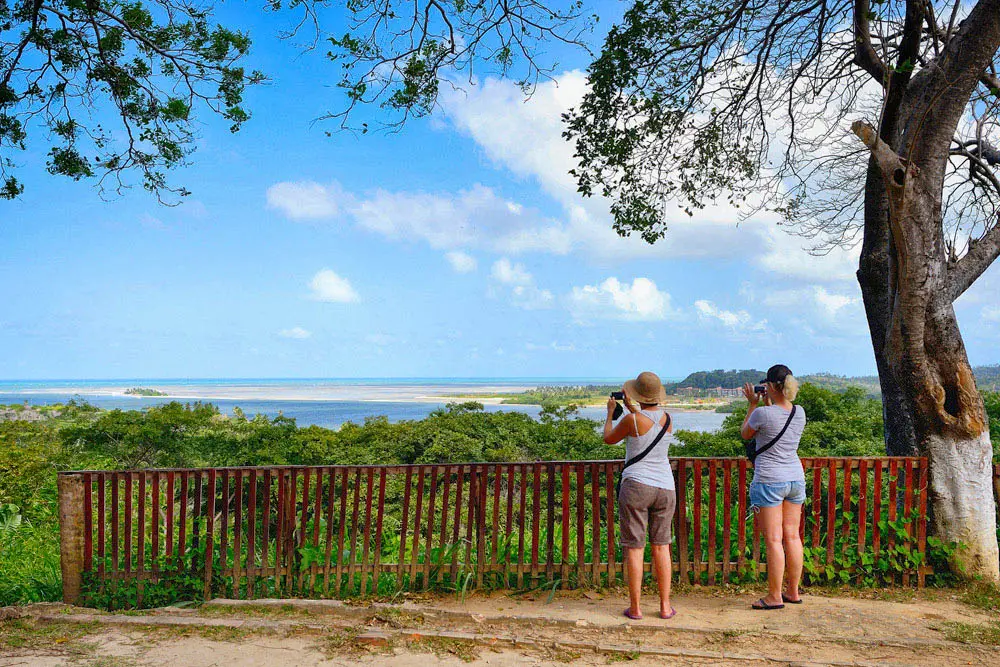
[621,409,675,491]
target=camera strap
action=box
[747,405,797,464]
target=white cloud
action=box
[309,269,360,303]
[278,327,311,339]
[445,251,477,273]
[983,306,1000,323]
[568,277,674,322]
[761,286,861,320]
[489,258,553,310]
[695,300,766,332]
[267,181,344,220]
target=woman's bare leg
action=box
[781,501,804,601]
[759,505,785,606]
[624,547,645,617]
[650,544,672,614]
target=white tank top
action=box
[621,409,674,491]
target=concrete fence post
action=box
[57,473,85,605]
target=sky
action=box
[1,4,998,380]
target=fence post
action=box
[58,473,86,605]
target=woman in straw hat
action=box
[603,371,676,620]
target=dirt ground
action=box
[1,587,998,666]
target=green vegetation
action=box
[1,385,998,608]
[123,388,168,397]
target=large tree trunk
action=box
[857,160,919,456]
[854,118,1000,580]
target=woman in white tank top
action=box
[602,371,677,621]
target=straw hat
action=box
[624,371,668,405]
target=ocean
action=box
[0,378,727,432]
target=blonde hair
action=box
[781,375,800,401]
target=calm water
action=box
[0,378,725,432]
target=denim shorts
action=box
[749,481,806,508]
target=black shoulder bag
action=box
[744,406,797,464]
[616,413,671,499]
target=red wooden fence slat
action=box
[451,466,464,582]
[811,464,822,552]
[425,465,439,591]
[465,467,477,582]
[518,465,528,588]
[438,465,452,587]
[491,463,502,579]
[124,474,133,575]
[546,463,556,581]
[176,473,187,574]
[219,471,229,588]
[872,461,883,568]
[903,459,914,587]
[841,460,852,561]
[372,468,388,595]
[826,460,836,567]
[531,465,541,583]
[204,469,216,601]
[275,470,286,595]
[347,468,362,595]
[888,459,899,561]
[605,463,616,585]
[575,463,586,586]
[736,460,745,579]
[360,468,375,595]
[259,470,270,597]
[322,469,335,596]
[857,460,868,584]
[692,461,702,582]
[722,460,732,583]
[97,472,106,581]
[83,473,93,573]
[506,465,516,587]
[334,467,348,596]
[707,462,717,585]
[164,472,174,573]
[917,460,928,587]
[137,472,146,578]
[398,467,412,589]
[111,473,120,577]
[151,473,161,580]
[476,465,488,588]
[409,466,425,589]
[590,462,601,587]
[233,471,243,598]
[560,464,570,582]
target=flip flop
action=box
[623,608,643,620]
[659,607,677,620]
[751,598,785,610]
[782,593,803,604]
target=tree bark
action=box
[857,158,919,456]
[854,116,1000,580]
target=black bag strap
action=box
[750,406,797,463]
[622,412,671,473]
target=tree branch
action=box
[949,222,1000,300]
[853,0,889,85]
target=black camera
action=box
[610,391,625,419]
[753,384,767,394]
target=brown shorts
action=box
[618,479,676,549]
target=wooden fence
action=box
[58,457,940,605]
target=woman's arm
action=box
[740,382,760,440]
[603,395,635,444]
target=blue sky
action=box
[2,4,998,380]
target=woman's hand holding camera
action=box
[742,382,760,407]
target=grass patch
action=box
[199,603,315,619]
[959,582,1000,613]
[0,618,99,659]
[941,621,1000,645]
[369,607,426,629]
[605,649,640,662]
[407,635,481,663]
